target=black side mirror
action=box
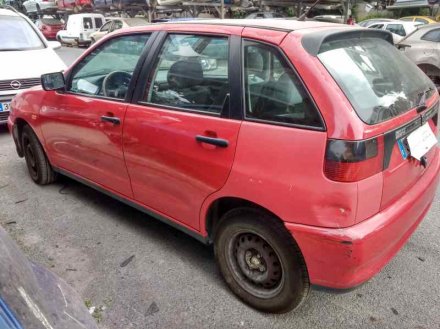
[41,72,65,91]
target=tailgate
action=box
[381,103,439,209]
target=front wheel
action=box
[22,125,57,185]
[214,208,310,313]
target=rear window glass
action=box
[41,18,63,25]
[318,37,435,124]
[94,17,103,28]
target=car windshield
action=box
[318,37,435,124]
[0,15,45,51]
[41,18,63,25]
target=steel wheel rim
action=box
[226,230,284,299]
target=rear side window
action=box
[318,37,435,124]
[386,24,406,36]
[243,41,322,128]
[421,28,440,42]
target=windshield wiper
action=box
[416,87,434,113]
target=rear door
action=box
[123,31,243,230]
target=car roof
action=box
[69,13,104,18]
[162,19,346,31]
[0,8,19,16]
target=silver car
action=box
[397,23,440,86]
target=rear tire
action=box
[214,208,310,313]
[21,125,57,185]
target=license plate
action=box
[0,102,10,112]
[406,123,438,160]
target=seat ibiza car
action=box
[8,20,440,313]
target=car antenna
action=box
[298,0,322,21]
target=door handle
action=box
[100,115,120,125]
[195,135,229,148]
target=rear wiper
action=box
[416,87,434,113]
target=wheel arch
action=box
[13,117,31,157]
[205,196,285,242]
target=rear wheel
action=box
[214,208,310,313]
[21,125,57,185]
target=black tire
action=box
[214,208,310,313]
[21,125,57,185]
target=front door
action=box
[124,32,242,230]
[40,33,151,197]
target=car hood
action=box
[0,48,66,80]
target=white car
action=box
[22,0,57,14]
[89,17,149,44]
[0,7,66,124]
[56,13,105,47]
[368,20,422,43]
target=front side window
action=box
[386,24,406,36]
[0,15,44,51]
[69,34,150,99]
[100,21,112,32]
[318,37,435,124]
[83,17,92,29]
[145,34,230,114]
[243,41,321,127]
[421,28,440,42]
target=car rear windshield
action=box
[0,15,45,51]
[318,37,435,124]
[41,18,63,25]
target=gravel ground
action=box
[0,47,439,329]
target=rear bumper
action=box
[286,148,440,289]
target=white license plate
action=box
[406,123,438,160]
[0,102,10,112]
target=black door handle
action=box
[195,135,229,148]
[101,116,120,125]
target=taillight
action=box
[324,136,384,182]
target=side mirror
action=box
[41,72,65,91]
[47,41,62,50]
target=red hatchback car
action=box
[35,18,65,40]
[8,20,440,313]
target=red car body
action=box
[7,21,440,309]
[35,18,64,39]
[56,0,92,12]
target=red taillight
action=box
[324,136,384,182]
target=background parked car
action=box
[397,23,440,88]
[56,0,93,13]
[35,17,64,39]
[368,20,421,43]
[400,16,438,25]
[89,17,149,44]
[56,13,105,46]
[358,18,395,27]
[22,0,57,14]
[245,11,286,19]
[0,7,65,124]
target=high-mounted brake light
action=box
[324,136,384,182]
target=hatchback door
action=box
[124,32,242,230]
[40,33,152,197]
[318,36,439,211]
